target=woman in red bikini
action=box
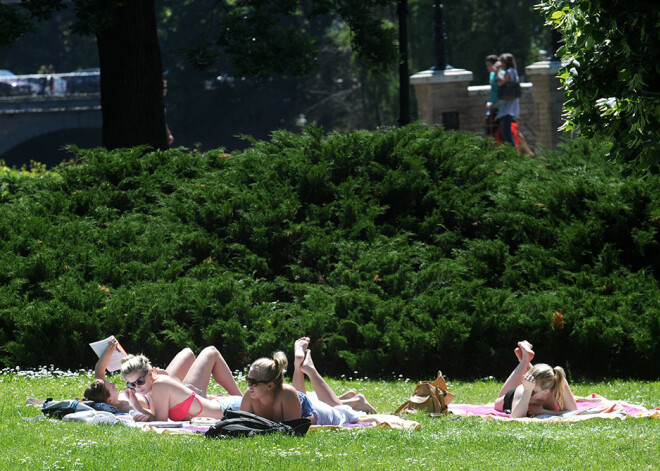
[120,346,242,421]
[494,340,578,418]
[84,337,198,413]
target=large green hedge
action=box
[1,126,659,379]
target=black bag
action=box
[42,398,93,419]
[205,410,311,439]
[499,80,521,100]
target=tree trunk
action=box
[96,0,167,150]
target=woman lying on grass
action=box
[292,337,376,414]
[119,346,242,421]
[83,337,201,413]
[240,337,375,425]
[494,340,578,418]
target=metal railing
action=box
[0,71,100,98]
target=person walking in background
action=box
[47,65,55,95]
[495,53,520,146]
[492,53,532,154]
[485,54,500,139]
[37,64,48,96]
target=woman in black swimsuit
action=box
[494,340,578,418]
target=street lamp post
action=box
[431,0,447,71]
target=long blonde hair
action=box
[119,354,152,379]
[529,363,567,408]
[250,351,288,388]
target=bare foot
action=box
[338,389,357,400]
[294,337,310,370]
[300,348,316,376]
[514,347,523,363]
[518,340,535,364]
[344,393,377,414]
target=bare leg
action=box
[182,346,241,396]
[292,337,310,393]
[514,347,523,363]
[300,349,342,406]
[497,340,535,398]
[338,390,357,400]
[517,131,533,155]
[165,348,196,381]
[294,337,376,412]
[341,393,377,414]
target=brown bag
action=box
[394,371,455,416]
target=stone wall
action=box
[410,61,566,150]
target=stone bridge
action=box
[0,93,101,166]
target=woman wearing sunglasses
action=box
[240,343,365,425]
[83,337,199,413]
[120,346,242,421]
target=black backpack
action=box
[41,398,93,419]
[205,410,311,439]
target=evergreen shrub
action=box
[1,126,658,378]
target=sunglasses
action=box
[246,377,269,387]
[125,370,149,389]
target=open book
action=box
[89,336,128,372]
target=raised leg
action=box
[182,346,241,396]
[165,348,196,381]
[497,340,535,398]
[300,348,342,406]
[292,337,309,393]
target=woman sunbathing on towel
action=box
[83,337,199,413]
[292,337,376,414]
[494,340,578,418]
[119,346,242,421]
[240,343,372,425]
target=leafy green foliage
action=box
[538,0,660,172]
[1,127,659,378]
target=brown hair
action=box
[485,54,499,64]
[84,379,110,402]
[498,52,518,70]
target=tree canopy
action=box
[1,1,549,155]
[0,0,399,150]
[539,0,660,173]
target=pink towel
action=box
[448,394,656,420]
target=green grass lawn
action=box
[2,368,658,470]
